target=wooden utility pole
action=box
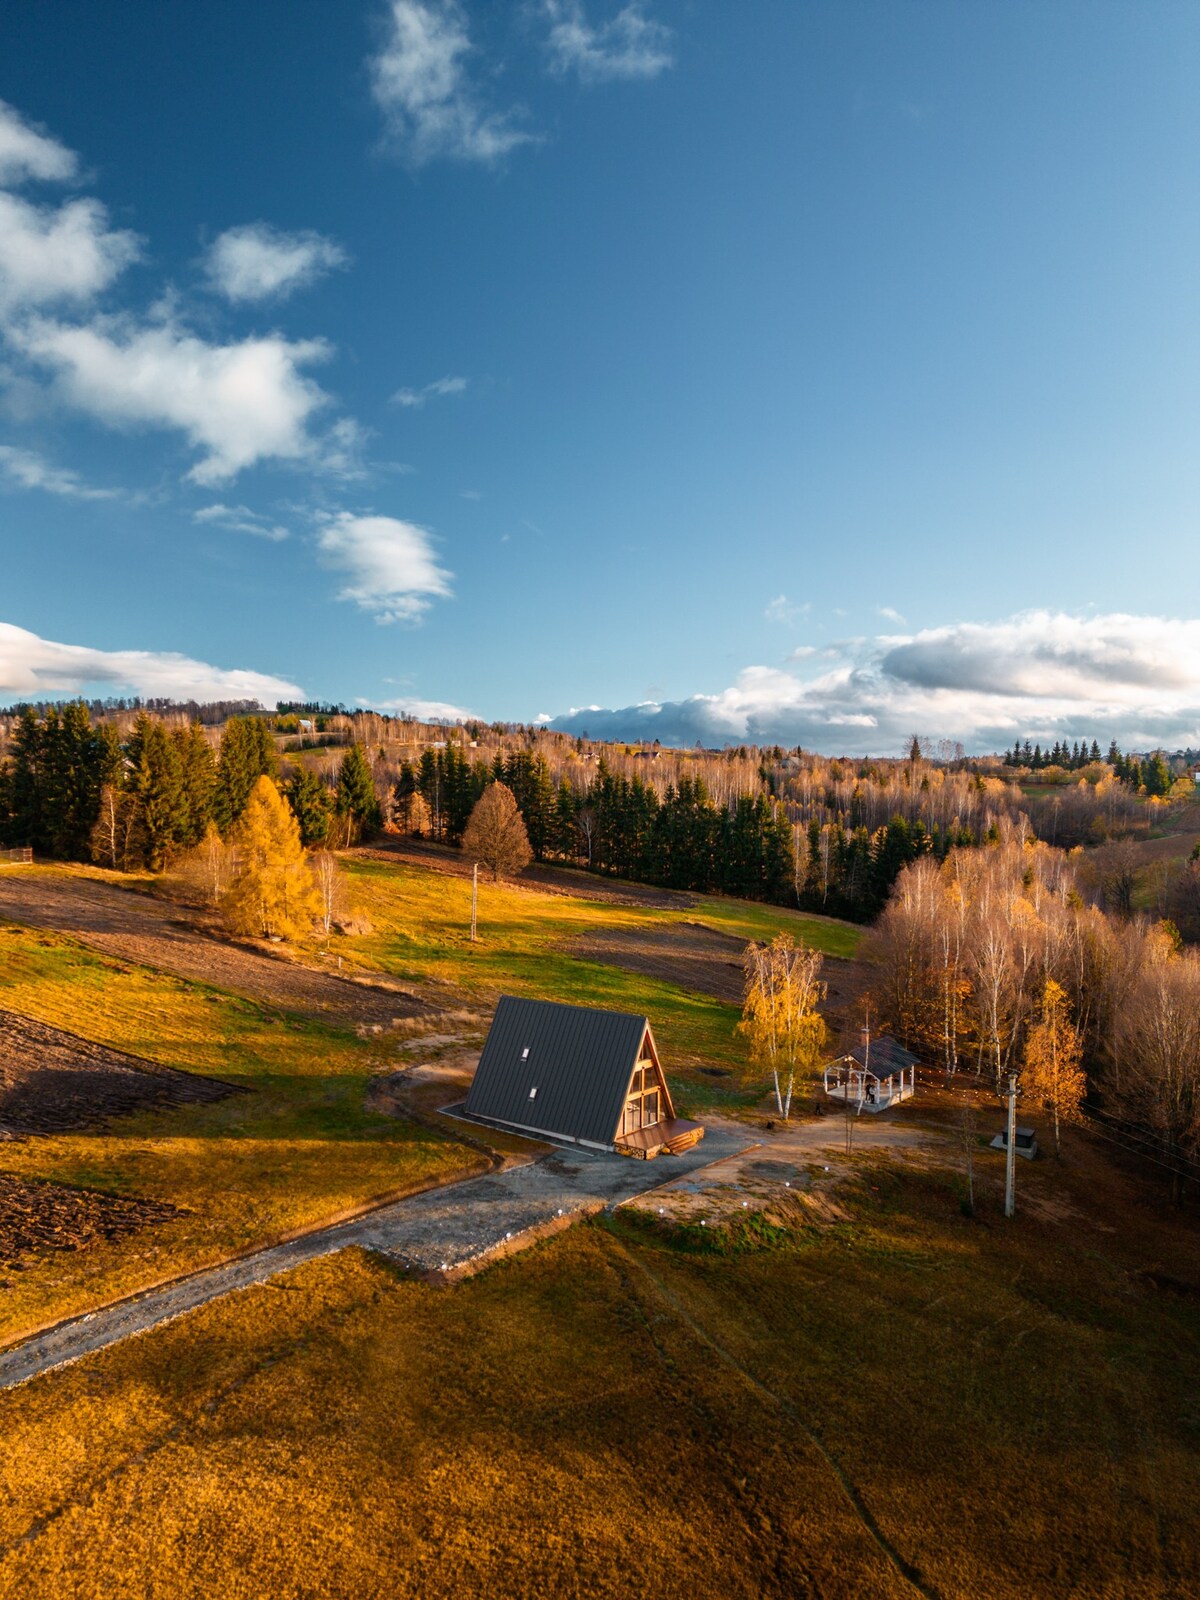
[470,861,478,943]
[1004,1071,1019,1219]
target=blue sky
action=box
[1,1,1198,752]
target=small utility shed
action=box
[465,995,704,1159]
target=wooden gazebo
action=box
[823,1036,918,1113]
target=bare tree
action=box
[462,782,533,882]
[311,849,345,937]
[1112,936,1200,1203]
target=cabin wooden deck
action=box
[615,1117,705,1159]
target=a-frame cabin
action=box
[464,996,704,1159]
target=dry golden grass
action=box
[0,1136,1195,1600]
[0,922,478,1341]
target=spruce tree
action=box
[128,714,185,871]
[335,742,380,835]
[215,716,277,830]
[285,768,333,846]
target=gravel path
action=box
[0,870,424,1030]
[0,1126,752,1391]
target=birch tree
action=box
[739,935,828,1120]
[1021,978,1086,1156]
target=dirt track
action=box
[358,837,696,909]
[0,870,425,1030]
[564,922,872,1042]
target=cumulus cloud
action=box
[390,374,468,407]
[193,502,289,541]
[370,0,533,165]
[0,192,140,314]
[543,1,673,82]
[204,223,348,304]
[0,444,119,501]
[12,315,331,484]
[0,100,78,185]
[547,612,1200,754]
[316,511,453,623]
[0,620,302,703]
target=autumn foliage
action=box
[221,775,320,940]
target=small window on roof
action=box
[520,1047,530,1060]
[529,1086,538,1099]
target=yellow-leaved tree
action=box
[739,934,828,1121]
[1022,977,1086,1156]
[221,775,320,941]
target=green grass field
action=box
[0,859,858,1340]
[0,920,478,1343]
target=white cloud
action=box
[193,502,289,541]
[0,192,140,314]
[0,444,119,501]
[316,511,453,623]
[543,1,673,83]
[547,612,1200,754]
[13,315,331,484]
[0,100,78,185]
[375,694,471,722]
[765,594,809,626]
[390,374,469,407]
[370,1,533,165]
[877,605,907,624]
[204,223,348,304]
[0,621,302,704]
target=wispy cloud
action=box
[193,502,290,542]
[374,694,471,721]
[877,605,907,625]
[0,620,302,703]
[543,1,673,83]
[316,510,453,623]
[390,374,469,407]
[0,100,78,185]
[204,223,348,304]
[547,612,1200,755]
[765,593,810,626]
[370,1,534,166]
[0,443,120,501]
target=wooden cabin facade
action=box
[465,996,703,1159]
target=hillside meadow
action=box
[0,856,858,1341]
[0,1133,1196,1599]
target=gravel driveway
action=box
[0,1125,753,1392]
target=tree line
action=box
[867,824,1200,1200]
[1002,737,1177,794]
[0,706,381,871]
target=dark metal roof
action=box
[840,1037,919,1078]
[465,995,649,1146]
